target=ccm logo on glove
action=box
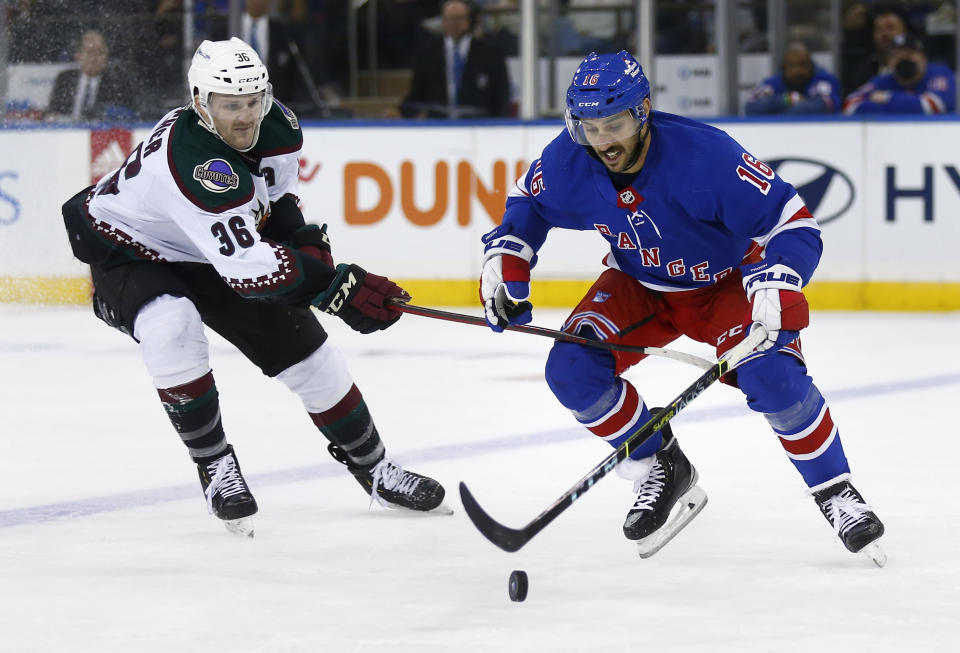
[326,270,358,313]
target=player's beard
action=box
[621,129,646,171]
[592,129,646,172]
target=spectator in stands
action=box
[142,0,187,120]
[400,0,512,118]
[238,0,301,102]
[745,42,841,115]
[843,32,956,114]
[206,0,328,117]
[843,3,911,95]
[46,30,138,122]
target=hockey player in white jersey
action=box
[61,38,446,536]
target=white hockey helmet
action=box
[187,37,273,150]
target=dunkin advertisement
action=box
[1,119,959,307]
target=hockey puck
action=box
[508,570,528,602]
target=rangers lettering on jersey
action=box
[496,111,820,293]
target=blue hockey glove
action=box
[741,261,809,351]
[479,231,535,332]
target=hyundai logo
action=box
[767,158,855,226]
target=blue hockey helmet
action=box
[565,51,651,146]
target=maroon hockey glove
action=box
[741,262,809,351]
[290,223,333,267]
[312,263,410,334]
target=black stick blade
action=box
[459,482,529,553]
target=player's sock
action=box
[764,384,850,487]
[309,383,384,468]
[157,370,228,460]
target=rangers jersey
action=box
[842,62,956,114]
[85,100,329,303]
[495,111,823,291]
[745,67,841,114]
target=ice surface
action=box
[2,305,958,652]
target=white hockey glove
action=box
[479,231,535,332]
[741,261,809,351]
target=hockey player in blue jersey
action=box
[843,32,955,114]
[745,42,840,115]
[479,51,885,563]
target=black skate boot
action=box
[196,445,258,537]
[328,444,447,513]
[621,421,707,557]
[812,476,886,566]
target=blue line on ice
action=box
[2,372,958,529]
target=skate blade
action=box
[224,517,255,538]
[860,540,887,568]
[428,501,455,516]
[636,485,708,559]
[375,500,455,516]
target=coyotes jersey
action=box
[86,101,328,303]
[497,111,823,292]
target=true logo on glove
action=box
[484,238,525,255]
[744,270,801,293]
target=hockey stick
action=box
[390,301,713,370]
[458,326,768,553]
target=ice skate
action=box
[328,444,450,514]
[811,475,886,567]
[619,422,707,558]
[196,445,258,538]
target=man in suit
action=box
[46,30,138,122]
[401,0,512,119]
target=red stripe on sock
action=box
[589,383,640,439]
[779,408,834,456]
[157,371,215,404]
[310,384,362,427]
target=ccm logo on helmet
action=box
[238,77,261,83]
[578,101,600,107]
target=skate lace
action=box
[369,459,421,508]
[204,454,248,514]
[630,463,667,511]
[822,488,873,539]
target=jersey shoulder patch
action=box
[250,100,304,158]
[167,112,255,214]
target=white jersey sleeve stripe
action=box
[750,194,818,250]
[509,161,536,198]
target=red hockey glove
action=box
[479,232,535,332]
[741,262,809,351]
[312,264,410,334]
